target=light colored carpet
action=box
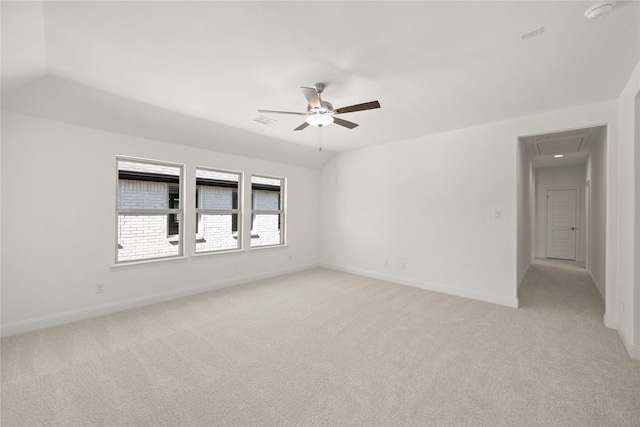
[541,257,586,270]
[2,262,639,426]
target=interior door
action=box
[546,189,577,260]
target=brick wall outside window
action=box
[251,189,281,247]
[196,185,238,252]
[117,179,179,261]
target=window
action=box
[195,168,242,253]
[116,158,183,263]
[251,175,285,248]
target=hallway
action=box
[519,259,627,358]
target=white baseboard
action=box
[603,313,617,329]
[518,260,532,290]
[616,326,640,360]
[1,263,319,338]
[588,270,606,304]
[603,315,639,360]
[321,263,519,308]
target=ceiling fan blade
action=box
[333,100,381,114]
[258,109,307,115]
[333,117,359,129]
[301,87,321,109]
[294,122,310,131]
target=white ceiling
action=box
[2,1,639,164]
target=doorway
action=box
[517,125,607,302]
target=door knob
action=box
[570,227,576,230]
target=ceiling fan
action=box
[258,83,381,131]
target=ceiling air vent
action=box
[254,115,276,125]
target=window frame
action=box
[115,156,185,264]
[168,183,180,237]
[195,166,243,254]
[250,174,286,248]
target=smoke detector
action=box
[584,1,616,20]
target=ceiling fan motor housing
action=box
[307,100,333,114]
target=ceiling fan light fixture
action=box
[306,114,334,127]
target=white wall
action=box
[517,139,534,287]
[0,111,321,336]
[320,126,519,308]
[534,165,587,261]
[586,127,607,301]
[320,100,618,310]
[615,59,640,356]
[636,92,640,349]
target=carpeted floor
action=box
[2,261,639,426]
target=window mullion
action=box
[118,209,181,214]
[196,209,239,214]
[252,209,282,215]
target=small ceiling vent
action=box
[520,27,544,41]
[254,115,276,125]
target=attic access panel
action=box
[536,137,585,156]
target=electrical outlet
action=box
[384,260,389,266]
[494,210,502,220]
[96,283,104,294]
[288,254,293,261]
[401,262,406,270]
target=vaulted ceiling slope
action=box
[2,1,639,168]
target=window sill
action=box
[111,255,188,269]
[249,244,288,251]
